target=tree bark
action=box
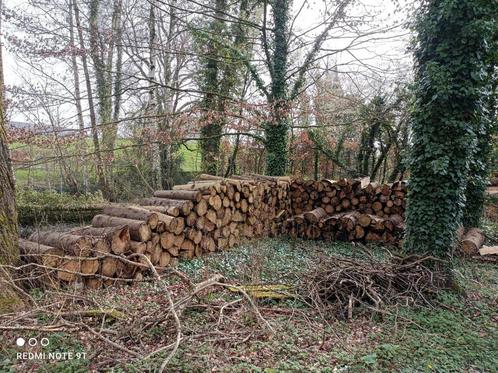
[0,26,18,266]
[73,0,111,200]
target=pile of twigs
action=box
[301,251,450,319]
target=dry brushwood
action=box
[300,252,449,319]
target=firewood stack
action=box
[19,174,290,289]
[281,208,405,244]
[289,178,407,218]
[284,178,407,244]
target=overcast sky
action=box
[2,0,414,123]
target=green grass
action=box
[11,139,202,189]
[178,140,202,172]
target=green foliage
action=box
[16,189,104,225]
[405,0,497,255]
[16,189,104,208]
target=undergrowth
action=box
[1,238,496,372]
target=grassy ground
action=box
[11,139,202,189]
[1,235,496,373]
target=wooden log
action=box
[341,212,360,231]
[81,258,100,275]
[173,181,220,191]
[103,205,159,229]
[91,215,152,242]
[84,277,103,289]
[205,209,218,224]
[180,239,195,259]
[130,241,147,254]
[70,226,130,254]
[208,195,222,210]
[101,257,118,277]
[140,198,193,215]
[142,205,180,217]
[355,225,365,239]
[160,232,175,250]
[201,236,217,252]
[186,228,202,245]
[92,238,111,254]
[303,207,328,223]
[185,211,198,226]
[461,228,485,255]
[29,231,92,257]
[159,251,171,266]
[195,199,208,216]
[19,239,64,268]
[153,190,202,202]
[57,259,81,282]
[365,232,382,242]
[358,214,372,228]
[479,246,498,256]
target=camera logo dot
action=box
[28,338,37,347]
[40,338,50,347]
[16,337,25,347]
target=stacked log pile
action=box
[281,208,405,244]
[284,178,407,244]
[289,178,407,218]
[20,174,290,288]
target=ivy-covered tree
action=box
[404,0,497,256]
[462,62,498,227]
[196,0,251,174]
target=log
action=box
[130,241,147,254]
[81,258,100,275]
[29,231,92,257]
[92,238,111,254]
[358,214,372,228]
[142,205,180,217]
[303,207,328,223]
[91,215,152,242]
[173,181,220,191]
[19,239,64,268]
[103,205,159,229]
[461,228,485,255]
[70,226,130,254]
[101,257,118,277]
[341,212,360,231]
[159,251,171,266]
[180,239,195,259]
[195,199,208,216]
[140,198,193,215]
[57,259,81,282]
[479,246,498,256]
[153,190,202,202]
[85,277,103,289]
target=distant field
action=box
[179,141,202,172]
[11,139,202,188]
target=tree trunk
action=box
[68,0,88,192]
[265,0,290,176]
[0,48,22,307]
[0,21,19,266]
[73,0,112,200]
